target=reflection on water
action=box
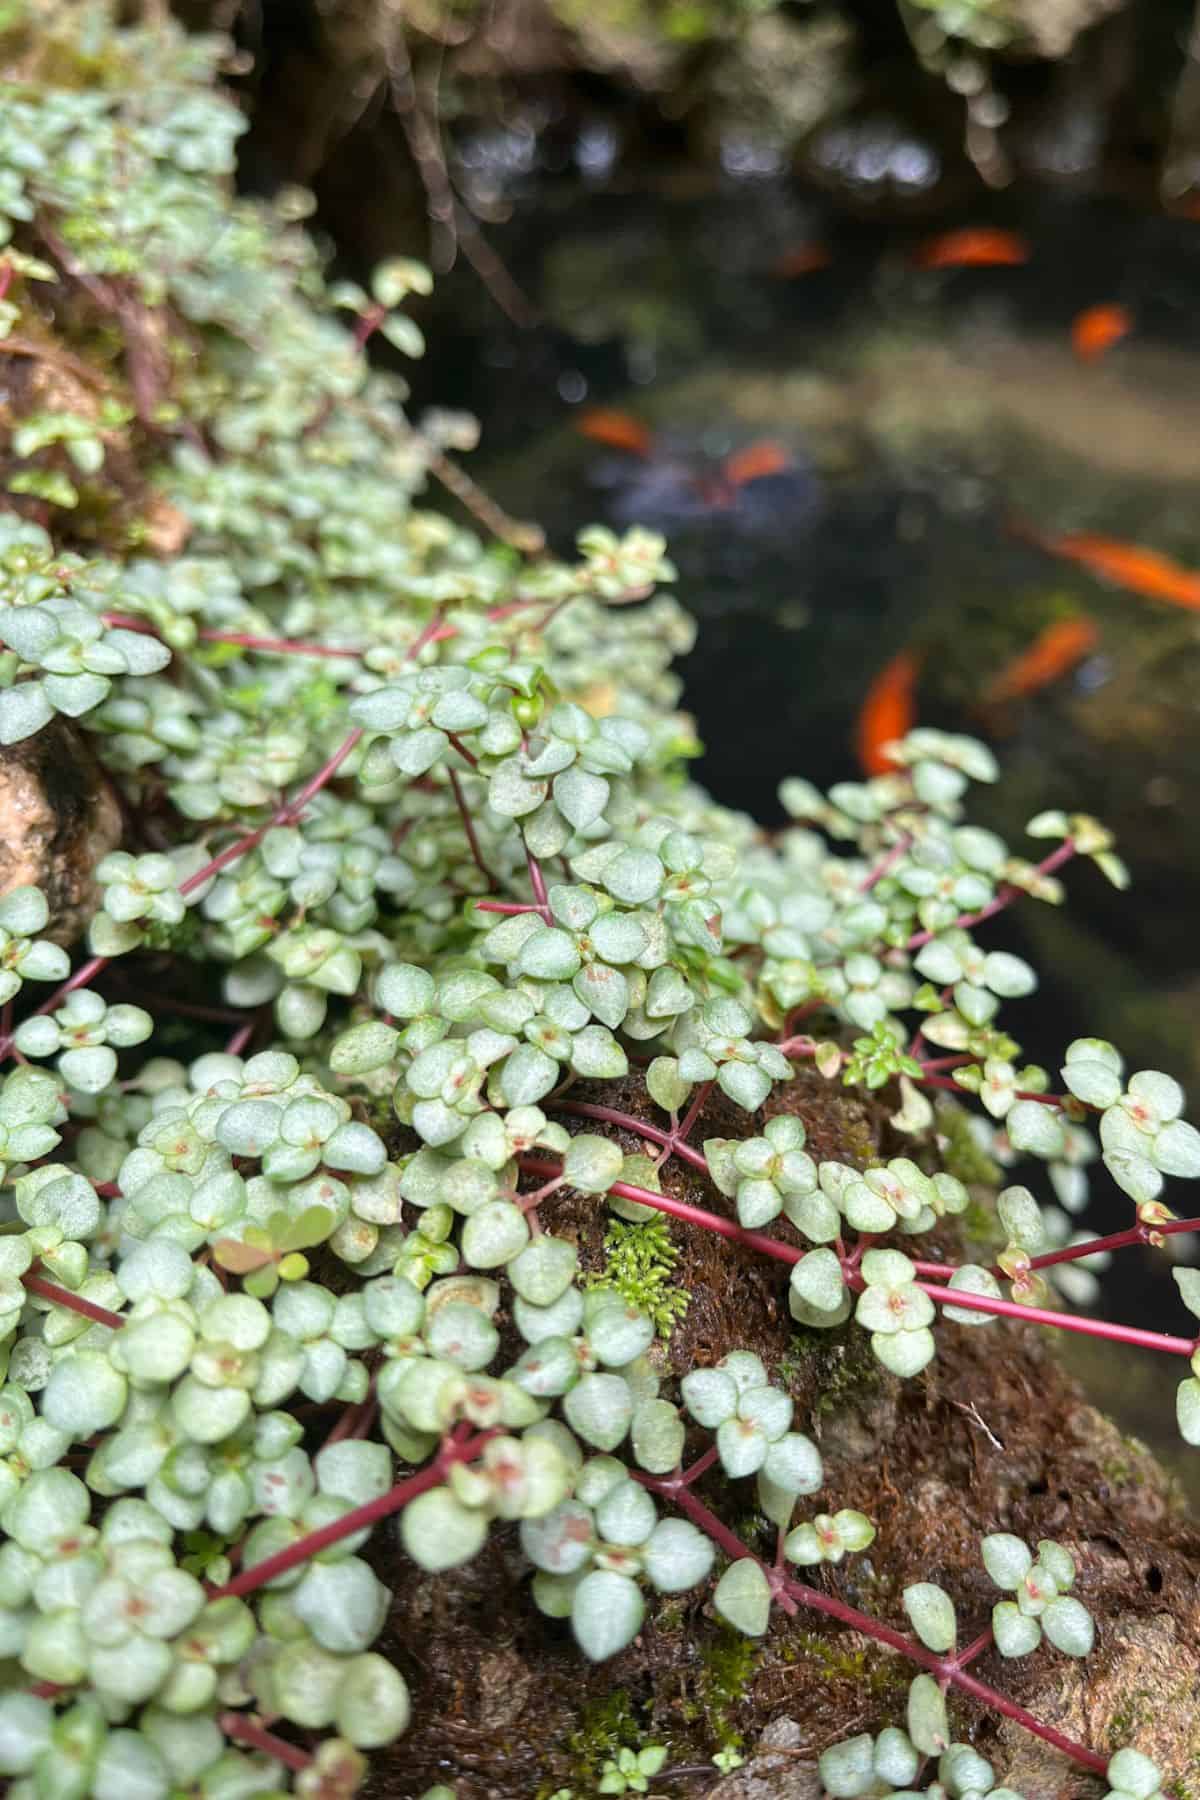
[413,172,1200,1503]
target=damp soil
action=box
[360,1071,1200,1800]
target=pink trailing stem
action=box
[524,843,553,925]
[638,1474,1109,1780]
[474,900,541,915]
[518,1156,803,1265]
[22,1270,124,1330]
[917,1278,1196,1355]
[218,1713,311,1772]
[101,615,363,659]
[906,839,1078,952]
[1027,1214,1200,1273]
[548,1098,710,1175]
[858,832,914,893]
[447,765,494,884]
[210,1428,497,1600]
[675,1080,715,1146]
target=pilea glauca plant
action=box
[0,7,1195,1799]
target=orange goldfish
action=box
[1071,303,1132,362]
[769,244,833,279]
[1017,524,1200,612]
[982,616,1099,707]
[574,408,653,457]
[912,228,1030,270]
[856,649,922,778]
[720,440,792,488]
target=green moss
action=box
[583,1213,690,1339]
[567,1690,646,1787]
[697,1626,758,1751]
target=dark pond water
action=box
[403,157,1200,1494]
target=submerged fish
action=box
[912,228,1030,270]
[981,616,1099,707]
[1017,523,1200,612]
[1071,303,1132,362]
[856,649,922,777]
[769,244,833,279]
[574,408,654,457]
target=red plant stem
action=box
[524,843,553,924]
[209,1429,496,1600]
[640,1476,1108,1779]
[22,1270,124,1329]
[859,833,912,893]
[675,1080,714,1146]
[475,900,540,915]
[917,1279,1196,1354]
[405,609,447,663]
[218,1713,311,1772]
[548,1099,710,1175]
[447,765,493,884]
[952,1628,994,1670]
[445,731,479,768]
[101,615,362,659]
[518,1157,802,1265]
[906,840,1078,952]
[225,1017,256,1057]
[522,1158,1197,1356]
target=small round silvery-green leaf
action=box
[1042,1595,1094,1657]
[293,1556,389,1653]
[942,1264,1002,1327]
[876,1728,920,1789]
[818,1734,874,1799]
[939,1744,993,1797]
[42,1351,127,1439]
[737,1385,792,1441]
[1153,1117,1200,1179]
[992,1600,1041,1657]
[1061,1058,1123,1109]
[520,1500,595,1574]
[712,1558,771,1637]
[514,1285,584,1346]
[1177,1376,1200,1446]
[461,1201,530,1269]
[646,1057,691,1115]
[508,1236,578,1307]
[680,1368,737,1428]
[906,1674,950,1754]
[510,1335,579,1398]
[586,1301,654,1369]
[564,1373,633,1453]
[789,1248,846,1316]
[716,1417,767,1478]
[630,1399,685,1474]
[425,1302,499,1372]
[997,1185,1045,1252]
[982,1532,1033,1590]
[90,1729,170,1800]
[982,951,1036,997]
[0,1690,53,1774]
[717,1060,772,1113]
[595,1478,656,1548]
[554,765,609,829]
[401,1485,488,1572]
[761,1432,823,1497]
[603,848,663,905]
[870,1328,935,1377]
[334,1653,411,1748]
[1005,1100,1067,1159]
[1106,1748,1163,1799]
[642,1518,714,1593]
[1103,1148,1163,1206]
[59,1045,118,1094]
[902,1582,956,1653]
[498,1044,559,1107]
[571,1568,644,1661]
[563,1135,623,1195]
